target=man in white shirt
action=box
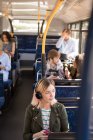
[56,28,78,59]
[0,40,11,81]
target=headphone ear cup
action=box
[35,92,42,99]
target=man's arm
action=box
[56,37,63,49]
[68,39,78,58]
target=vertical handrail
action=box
[38,0,40,36]
[77,8,93,140]
[42,0,64,54]
[8,18,14,33]
[41,0,64,77]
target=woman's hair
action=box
[1,31,11,42]
[31,78,56,106]
[48,49,60,60]
[0,39,3,51]
[62,28,71,35]
[35,78,55,94]
[75,54,84,76]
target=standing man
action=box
[56,28,78,59]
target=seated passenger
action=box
[0,40,11,81]
[65,54,84,79]
[56,28,78,59]
[1,31,15,58]
[23,78,69,140]
[72,53,84,79]
[46,49,64,79]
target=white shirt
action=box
[46,59,63,71]
[41,108,51,130]
[0,52,11,81]
[56,37,78,58]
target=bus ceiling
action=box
[0,0,92,23]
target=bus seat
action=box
[34,60,42,81]
[0,74,5,109]
[55,86,80,98]
[48,132,76,140]
[58,97,80,106]
[35,44,56,60]
[66,107,78,132]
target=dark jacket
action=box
[23,102,68,140]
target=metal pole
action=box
[42,0,64,77]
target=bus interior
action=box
[0,0,93,140]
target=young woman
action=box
[0,40,11,81]
[65,54,84,79]
[72,54,84,79]
[1,31,15,58]
[23,78,69,140]
[46,49,64,79]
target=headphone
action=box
[35,91,42,99]
[35,79,44,99]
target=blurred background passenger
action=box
[1,31,15,59]
[72,53,84,79]
[0,40,11,81]
[56,28,78,59]
[65,54,84,79]
[23,78,69,140]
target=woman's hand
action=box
[33,130,47,139]
[10,52,14,57]
[65,67,71,79]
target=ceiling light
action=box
[11,9,37,12]
[0,12,3,16]
[12,2,48,8]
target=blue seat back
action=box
[17,35,37,53]
[35,61,42,73]
[59,98,79,106]
[34,61,42,81]
[36,45,57,59]
[56,86,80,98]
[66,107,78,132]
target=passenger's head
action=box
[62,28,71,41]
[73,54,84,75]
[0,39,3,51]
[32,78,56,105]
[48,49,61,65]
[1,31,11,42]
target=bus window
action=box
[82,21,89,30]
[81,32,88,53]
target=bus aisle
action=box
[0,70,34,140]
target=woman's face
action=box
[41,84,56,103]
[52,57,59,65]
[2,35,8,42]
